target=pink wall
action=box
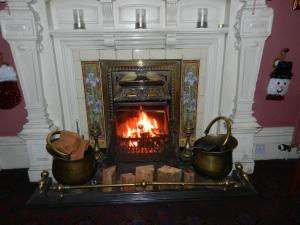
[0,1,300,136]
[0,3,27,136]
[253,0,300,127]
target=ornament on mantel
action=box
[0,52,22,109]
[0,1,10,15]
[252,0,256,15]
[266,48,293,100]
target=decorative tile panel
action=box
[180,60,200,146]
[81,61,106,147]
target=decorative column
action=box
[231,0,273,173]
[0,0,54,181]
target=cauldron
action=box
[192,116,238,178]
[46,131,96,185]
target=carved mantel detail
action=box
[165,0,178,28]
[100,0,114,27]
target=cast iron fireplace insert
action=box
[100,60,182,163]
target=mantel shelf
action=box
[50,27,229,38]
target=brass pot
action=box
[192,117,238,178]
[46,131,96,185]
[51,147,96,185]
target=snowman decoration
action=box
[267,48,293,100]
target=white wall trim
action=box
[0,136,29,169]
[255,127,294,138]
[254,127,299,160]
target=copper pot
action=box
[46,131,96,185]
[192,117,238,178]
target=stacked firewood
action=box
[102,165,195,192]
[51,131,89,160]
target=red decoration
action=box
[0,81,21,109]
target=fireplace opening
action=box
[116,105,169,157]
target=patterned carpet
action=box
[0,160,300,225]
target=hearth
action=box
[99,60,182,163]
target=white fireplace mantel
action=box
[0,0,273,181]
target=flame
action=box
[128,141,138,147]
[121,111,160,139]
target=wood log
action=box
[157,165,182,190]
[70,139,89,160]
[135,165,154,191]
[51,131,82,160]
[102,165,116,192]
[184,169,195,189]
[120,173,136,192]
[52,131,81,155]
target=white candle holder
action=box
[135,8,146,29]
[73,9,85,29]
[197,8,208,28]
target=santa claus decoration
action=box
[266,48,293,100]
[0,52,22,109]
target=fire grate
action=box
[118,135,168,156]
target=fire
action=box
[116,107,168,153]
[122,111,160,139]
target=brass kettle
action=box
[192,116,238,178]
[46,130,96,185]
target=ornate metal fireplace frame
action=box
[100,60,182,162]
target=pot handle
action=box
[204,116,232,147]
[46,130,71,160]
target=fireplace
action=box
[0,0,275,181]
[99,60,181,163]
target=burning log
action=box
[51,131,89,160]
[120,173,136,192]
[135,165,154,191]
[157,165,182,190]
[102,165,116,192]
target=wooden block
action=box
[157,165,182,190]
[60,131,81,153]
[120,173,136,192]
[135,165,154,191]
[52,131,81,155]
[102,165,116,192]
[70,139,89,161]
[184,169,195,189]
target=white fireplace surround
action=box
[0,0,276,181]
